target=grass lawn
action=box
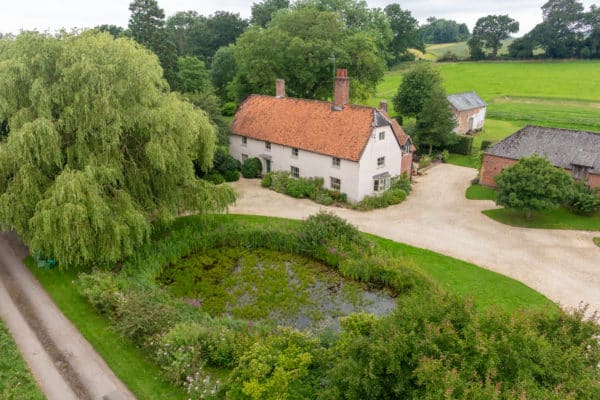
[466,184,497,200]
[444,153,478,169]
[367,234,555,313]
[366,60,600,157]
[595,238,600,248]
[0,320,45,400]
[482,208,600,231]
[424,39,516,60]
[26,260,189,400]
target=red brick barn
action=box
[480,125,600,188]
[447,91,487,134]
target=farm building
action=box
[447,91,486,134]
[480,125,600,188]
[230,69,414,202]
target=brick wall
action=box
[482,155,600,188]
[401,152,413,176]
[589,173,600,188]
[454,106,485,134]
[480,154,518,187]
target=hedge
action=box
[448,135,473,155]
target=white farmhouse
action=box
[229,69,414,203]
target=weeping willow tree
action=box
[0,31,236,268]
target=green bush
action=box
[222,169,240,182]
[241,157,262,178]
[569,182,600,215]
[314,192,334,205]
[261,172,273,187]
[222,102,238,116]
[480,140,494,151]
[391,173,412,194]
[382,188,407,205]
[270,171,290,192]
[448,135,473,155]
[77,271,123,315]
[204,172,225,184]
[355,188,407,211]
[418,155,431,168]
[285,177,317,198]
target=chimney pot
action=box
[379,101,388,113]
[332,69,350,111]
[275,79,286,98]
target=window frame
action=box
[265,141,271,151]
[377,156,385,168]
[330,177,341,191]
[241,136,247,146]
[373,177,390,192]
[290,166,299,178]
[379,131,385,140]
[291,147,299,157]
[332,157,341,168]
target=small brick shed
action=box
[481,125,600,188]
[447,91,486,134]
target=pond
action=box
[157,248,396,331]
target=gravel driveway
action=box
[230,164,600,315]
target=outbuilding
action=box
[447,91,487,134]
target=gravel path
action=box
[0,232,135,400]
[230,164,600,315]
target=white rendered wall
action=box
[473,107,486,130]
[230,134,362,201]
[357,125,403,200]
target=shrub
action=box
[285,177,321,199]
[480,140,494,150]
[222,102,237,116]
[270,171,291,193]
[382,189,407,205]
[391,173,412,194]
[447,135,473,155]
[77,271,123,315]
[241,157,262,178]
[204,172,225,184]
[222,170,240,182]
[418,155,431,169]
[213,147,241,175]
[315,192,334,205]
[261,172,273,187]
[440,149,450,162]
[437,51,459,62]
[569,182,600,215]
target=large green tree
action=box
[251,0,290,28]
[231,7,384,101]
[384,4,422,65]
[414,86,457,155]
[468,15,519,58]
[0,32,235,268]
[419,17,470,44]
[128,0,178,87]
[392,62,442,119]
[495,155,573,218]
[210,44,237,100]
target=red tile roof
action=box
[231,95,410,162]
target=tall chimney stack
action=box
[379,101,388,113]
[332,69,349,111]
[275,79,286,98]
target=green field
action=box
[0,320,45,400]
[424,39,516,60]
[367,60,600,156]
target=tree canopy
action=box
[468,15,519,59]
[231,7,385,101]
[495,155,573,218]
[392,62,442,119]
[251,0,291,28]
[384,4,422,65]
[0,32,235,268]
[414,86,457,155]
[419,17,470,44]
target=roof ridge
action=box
[246,94,379,111]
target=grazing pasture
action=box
[367,61,600,155]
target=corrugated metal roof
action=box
[485,125,600,173]
[447,91,486,111]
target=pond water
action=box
[157,248,396,331]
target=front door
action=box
[265,159,271,173]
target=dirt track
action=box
[0,232,135,400]
[230,164,600,315]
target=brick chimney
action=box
[332,69,349,111]
[275,79,286,98]
[379,101,388,113]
